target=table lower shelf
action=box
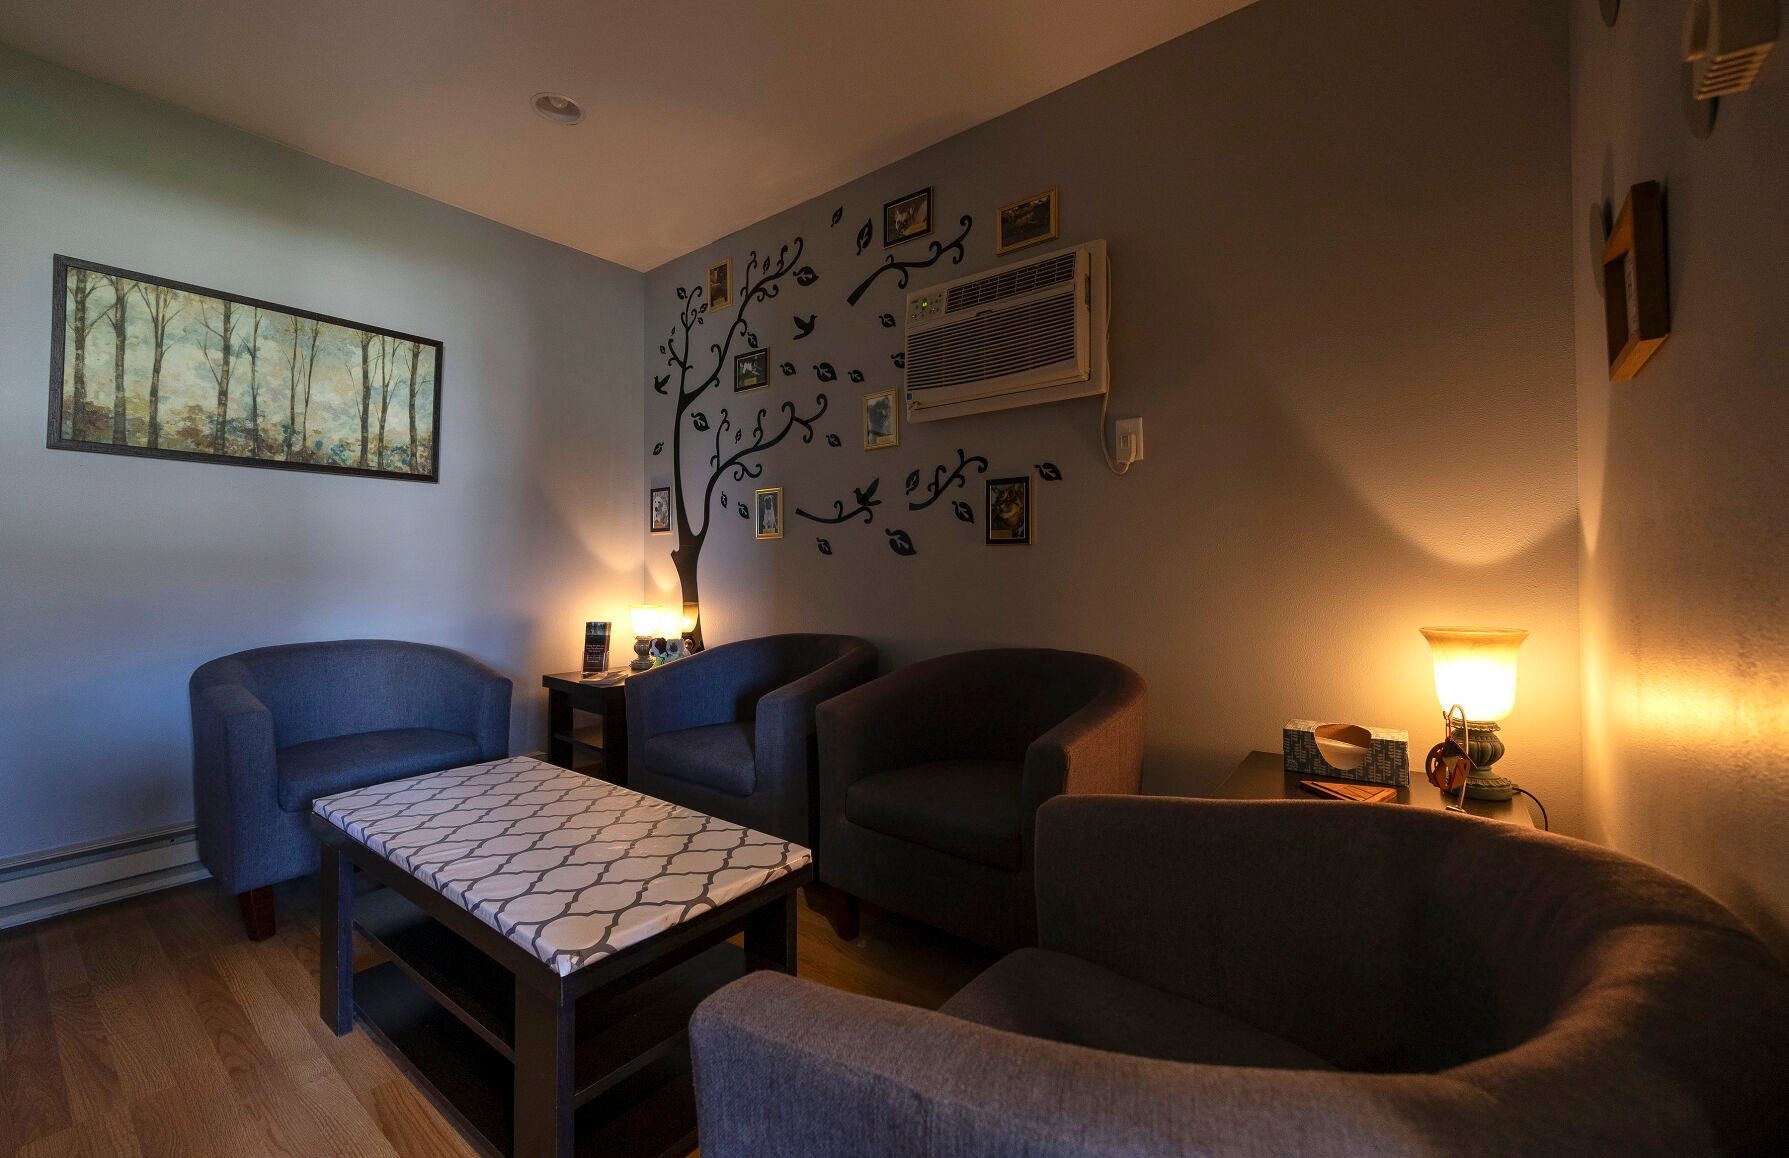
[351,888,744,1157]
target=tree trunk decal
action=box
[659,236,826,650]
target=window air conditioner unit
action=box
[903,240,1107,423]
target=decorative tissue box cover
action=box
[1283,720,1410,787]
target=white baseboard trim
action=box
[0,824,210,931]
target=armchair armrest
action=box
[815,662,960,792]
[691,971,1426,1157]
[1020,670,1146,844]
[626,641,769,746]
[753,642,876,842]
[189,671,277,891]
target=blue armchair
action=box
[190,639,511,938]
[625,634,877,845]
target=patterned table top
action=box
[312,756,811,977]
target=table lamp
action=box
[1419,626,1528,800]
[679,602,701,652]
[629,605,662,672]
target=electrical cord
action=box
[1514,786,1550,831]
[1096,253,1130,476]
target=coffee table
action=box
[309,756,813,1158]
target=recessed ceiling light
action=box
[532,92,583,125]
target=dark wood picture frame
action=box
[47,255,444,482]
[985,475,1032,545]
[649,485,673,534]
[706,258,732,311]
[1601,182,1670,382]
[733,347,770,392]
[883,187,934,248]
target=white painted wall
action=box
[0,46,645,862]
[1572,4,1789,954]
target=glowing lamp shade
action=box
[1420,627,1528,722]
[629,604,663,639]
[679,602,700,634]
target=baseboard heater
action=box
[0,823,208,930]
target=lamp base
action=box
[1449,719,1515,801]
[630,637,654,672]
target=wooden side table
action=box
[542,670,635,783]
[1215,750,1536,828]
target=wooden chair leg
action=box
[808,885,860,942]
[237,886,276,941]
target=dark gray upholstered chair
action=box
[191,639,510,938]
[625,633,877,845]
[693,795,1789,1156]
[816,648,1146,950]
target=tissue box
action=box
[1283,720,1410,787]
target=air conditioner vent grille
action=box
[944,252,1077,314]
[906,291,1079,391]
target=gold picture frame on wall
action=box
[706,258,732,311]
[995,187,1059,254]
[753,486,783,540]
[862,389,899,450]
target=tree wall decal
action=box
[659,236,828,648]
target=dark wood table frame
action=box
[313,818,810,1158]
[1216,750,1536,828]
[542,672,631,783]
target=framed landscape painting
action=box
[47,256,444,482]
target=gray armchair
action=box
[191,639,510,938]
[816,648,1146,949]
[624,633,877,844]
[692,795,1789,1156]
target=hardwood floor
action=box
[0,878,994,1157]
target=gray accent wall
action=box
[1572,5,1789,952]
[0,47,645,863]
[644,0,1582,825]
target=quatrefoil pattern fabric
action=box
[313,757,811,976]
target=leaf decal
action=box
[952,500,973,523]
[1035,462,1063,481]
[879,313,897,328]
[817,537,833,555]
[792,313,816,340]
[814,362,837,382]
[652,373,669,395]
[780,361,796,376]
[855,219,873,255]
[826,433,841,447]
[904,468,921,494]
[794,266,819,286]
[847,369,864,383]
[738,502,750,518]
[746,330,760,348]
[720,492,729,508]
[831,206,843,226]
[885,529,917,556]
[652,442,663,455]
[734,430,742,442]
[692,412,710,432]
[676,286,687,300]
[891,351,905,369]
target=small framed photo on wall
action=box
[707,259,732,311]
[649,485,672,534]
[985,475,1032,545]
[754,487,783,540]
[996,187,1059,254]
[883,187,933,247]
[734,347,770,392]
[862,389,899,450]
